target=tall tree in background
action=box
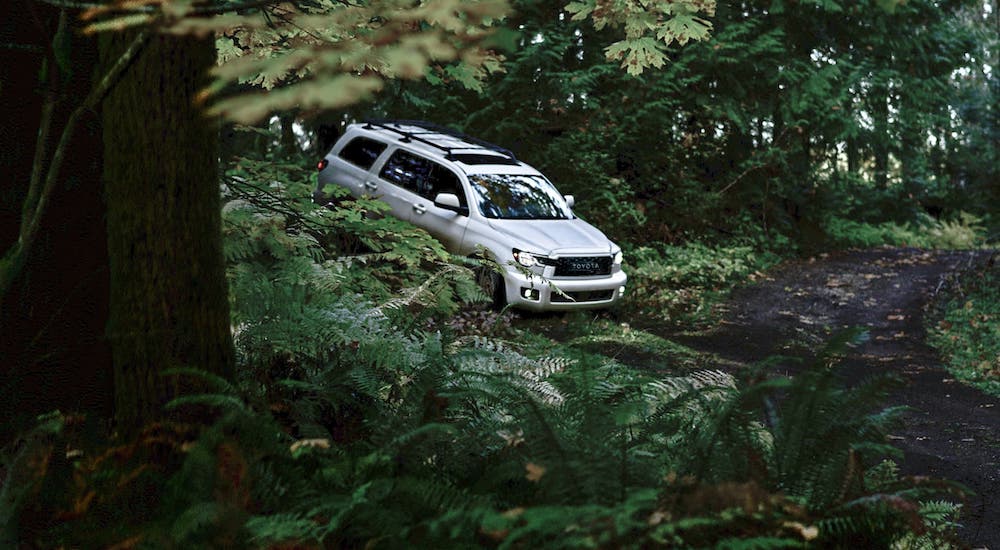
[367,0,993,243]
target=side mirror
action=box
[564,194,575,208]
[433,192,467,215]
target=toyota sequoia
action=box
[315,120,627,310]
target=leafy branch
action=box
[0,28,151,296]
[566,0,715,75]
[79,0,512,123]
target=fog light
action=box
[521,287,539,301]
[618,286,626,297]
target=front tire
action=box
[475,265,507,309]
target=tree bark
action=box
[279,111,299,157]
[846,135,859,176]
[100,30,234,431]
[871,77,890,189]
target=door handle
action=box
[364,181,377,191]
[412,203,427,215]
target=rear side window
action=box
[337,137,387,169]
[379,150,467,207]
[379,150,430,192]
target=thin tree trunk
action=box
[279,112,298,157]
[101,30,234,431]
[799,127,811,179]
[871,77,890,189]
[847,134,859,176]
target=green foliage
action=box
[8,1,996,547]
[566,0,715,75]
[823,212,987,250]
[626,238,784,326]
[8,315,964,548]
[928,257,1000,397]
[221,156,487,374]
[563,318,708,370]
[159,329,962,548]
[767,331,904,509]
[82,0,512,123]
[81,0,721,124]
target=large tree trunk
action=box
[100,30,234,431]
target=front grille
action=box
[551,289,615,303]
[554,256,613,277]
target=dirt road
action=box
[671,248,999,548]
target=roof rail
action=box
[361,119,517,161]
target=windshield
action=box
[467,174,572,220]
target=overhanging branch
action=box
[1,28,152,296]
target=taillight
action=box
[316,159,329,171]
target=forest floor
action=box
[665,247,1000,548]
[531,247,1000,547]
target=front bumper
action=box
[503,267,628,311]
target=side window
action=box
[337,137,387,170]
[426,165,467,207]
[379,150,432,193]
[379,150,468,207]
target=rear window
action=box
[337,137,387,169]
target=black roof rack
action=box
[361,119,517,162]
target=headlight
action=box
[513,249,537,267]
[613,251,623,264]
[513,249,550,268]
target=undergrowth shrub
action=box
[223,158,485,311]
[221,158,487,383]
[4,324,965,548]
[823,212,986,250]
[563,318,707,370]
[928,254,1000,397]
[626,239,782,326]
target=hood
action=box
[486,218,615,256]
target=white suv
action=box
[315,120,627,311]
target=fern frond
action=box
[245,513,321,546]
[165,394,249,412]
[163,367,238,395]
[170,501,223,543]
